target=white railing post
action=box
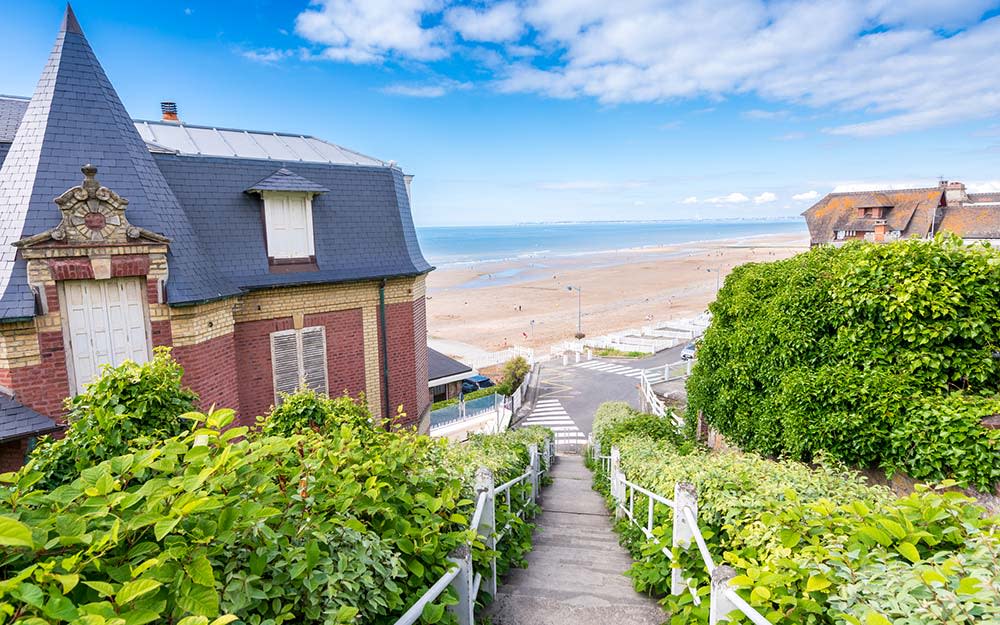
[562,353,568,366]
[587,348,593,360]
[671,482,698,596]
[528,444,540,505]
[447,545,474,625]
[610,446,623,518]
[475,467,497,598]
[709,565,738,624]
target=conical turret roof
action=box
[0,5,237,319]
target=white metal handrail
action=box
[590,438,772,625]
[638,370,684,427]
[394,435,555,625]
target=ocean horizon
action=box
[416,219,808,265]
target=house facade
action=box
[427,348,473,403]
[0,7,432,470]
[802,181,1000,247]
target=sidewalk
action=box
[484,455,664,625]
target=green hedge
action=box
[431,386,498,411]
[0,358,552,625]
[591,403,1000,625]
[687,236,1000,491]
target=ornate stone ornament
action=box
[52,164,140,243]
[15,164,168,249]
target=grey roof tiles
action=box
[0,393,58,443]
[428,348,472,382]
[246,168,330,193]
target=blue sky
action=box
[2,1,1000,226]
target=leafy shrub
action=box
[688,236,1000,490]
[28,347,197,489]
[1,369,551,625]
[499,356,530,394]
[592,408,1000,625]
[592,401,684,451]
[260,388,372,436]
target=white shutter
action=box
[270,330,301,400]
[300,326,328,395]
[270,326,328,403]
[264,193,314,259]
[63,278,150,394]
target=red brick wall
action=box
[382,298,428,429]
[0,438,29,473]
[234,310,368,425]
[304,309,366,399]
[0,331,72,418]
[172,332,240,422]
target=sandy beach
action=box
[426,232,809,358]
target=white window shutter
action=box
[264,193,315,259]
[300,326,328,395]
[270,330,301,400]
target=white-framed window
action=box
[262,192,315,260]
[60,278,152,394]
[270,326,328,402]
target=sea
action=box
[415,220,807,266]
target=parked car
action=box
[461,375,495,394]
[681,342,698,360]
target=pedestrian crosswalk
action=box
[573,359,645,378]
[520,398,587,447]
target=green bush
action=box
[1,361,552,625]
[687,236,1000,491]
[28,347,197,490]
[499,356,530,394]
[431,386,498,411]
[260,388,372,436]
[591,408,1000,625]
[592,402,684,451]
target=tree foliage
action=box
[1,357,551,625]
[28,347,197,490]
[591,404,1000,625]
[687,236,1000,490]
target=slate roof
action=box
[938,205,1000,239]
[0,393,59,443]
[0,6,239,319]
[801,188,943,245]
[428,348,472,382]
[154,155,431,290]
[0,7,430,320]
[0,96,29,142]
[246,168,330,193]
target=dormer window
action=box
[262,191,315,260]
[246,168,329,271]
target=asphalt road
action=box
[518,343,686,436]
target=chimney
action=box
[403,174,414,201]
[874,221,888,243]
[160,101,179,123]
[941,180,967,206]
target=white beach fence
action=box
[549,313,711,357]
[590,438,772,625]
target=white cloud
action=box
[295,0,447,63]
[753,191,777,204]
[775,132,806,141]
[446,2,522,43]
[287,1,1000,135]
[381,79,472,97]
[706,192,750,204]
[968,181,1000,193]
[241,48,294,63]
[681,196,698,204]
[792,190,820,201]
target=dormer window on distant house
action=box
[246,168,330,270]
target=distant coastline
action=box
[416,219,807,266]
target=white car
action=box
[680,342,698,360]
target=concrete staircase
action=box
[483,455,664,625]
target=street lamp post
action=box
[566,285,582,335]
